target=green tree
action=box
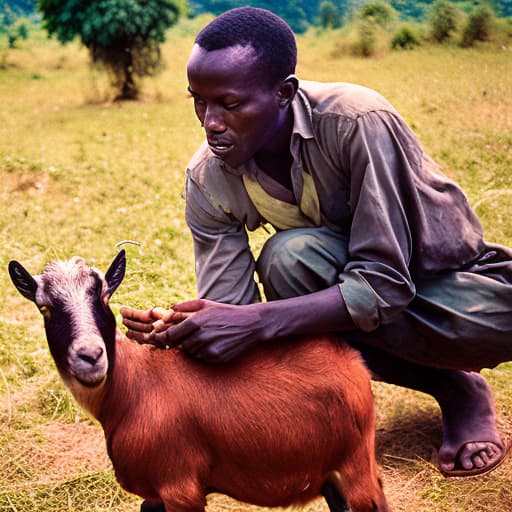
[37,0,186,99]
[319,0,341,28]
[429,0,461,42]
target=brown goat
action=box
[9,250,390,512]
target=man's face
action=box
[187,44,290,169]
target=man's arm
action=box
[122,285,354,362]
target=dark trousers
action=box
[256,227,512,391]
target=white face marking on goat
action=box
[37,257,109,387]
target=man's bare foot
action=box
[438,372,505,476]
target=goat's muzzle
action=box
[68,337,108,387]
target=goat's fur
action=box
[9,250,390,512]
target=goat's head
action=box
[9,250,126,388]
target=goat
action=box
[9,250,390,512]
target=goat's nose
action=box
[77,346,104,366]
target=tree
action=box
[319,0,341,28]
[37,0,186,99]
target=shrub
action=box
[350,18,378,57]
[7,20,29,48]
[461,4,495,46]
[429,0,461,42]
[360,0,397,30]
[391,25,421,49]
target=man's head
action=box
[187,8,299,169]
[195,7,297,88]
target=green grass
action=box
[0,20,511,512]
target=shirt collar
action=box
[291,86,315,141]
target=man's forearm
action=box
[256,285,356,340]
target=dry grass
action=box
[0,18,511,512]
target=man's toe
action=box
[440,441,506,477]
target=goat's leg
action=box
[140,501,165,512]
[331,447,391,512]
[321,480,351,512]
[157,482,207,512]
[160,501,206,512]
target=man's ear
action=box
[277,74,298,107]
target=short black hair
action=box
[195,7,297,86]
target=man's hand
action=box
[120,306,190,345]
[120,286,353,364]
[148,299,268,363]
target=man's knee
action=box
[256,228,348,300]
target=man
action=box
[122,7,512,507]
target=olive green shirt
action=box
[184,80,485,332]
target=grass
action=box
[0,19,511,512]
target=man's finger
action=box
[151,307,176,322]
[122,317,155,333]
[126,329,153,344]
[172,299,205,313]
[120,306,154,322]
[152,319,200,347]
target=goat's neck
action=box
[97,330,148,433]
[62,371,107,418]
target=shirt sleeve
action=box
[337,110,422,331]
[185,176,261,305]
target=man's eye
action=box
[224,102,240,110]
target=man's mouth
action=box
[208,141,234,156]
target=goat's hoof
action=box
[140,501,166,512]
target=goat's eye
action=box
[39,305,51,319]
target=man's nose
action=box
[204,106,226,133]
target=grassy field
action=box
[1,17,511,512]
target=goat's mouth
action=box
[72,370,107,388]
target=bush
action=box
[391,25,421,49]
[360,0,397,30]
[429,0,461,42]
[7,20,29,48]
[350,18,379,57]
[461,4,495,46]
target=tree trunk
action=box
[117,48,138,100]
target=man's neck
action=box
[255,151,293,191]
[254,110,294,190]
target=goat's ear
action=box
[8,261,38,302]
[105,250,126,297]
